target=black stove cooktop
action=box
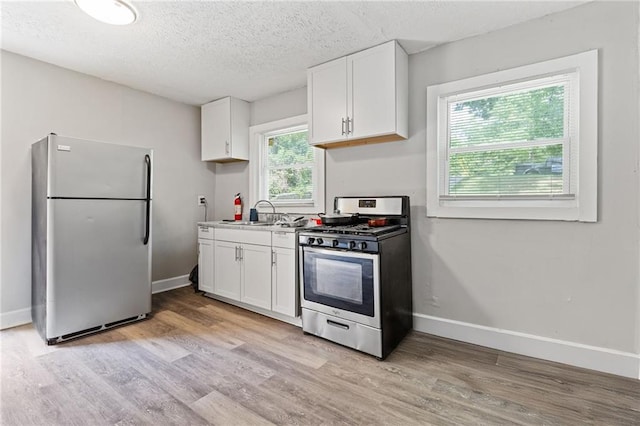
[307,223,402,236]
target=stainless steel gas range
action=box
[299,196,412,359]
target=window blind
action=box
[443,75,573,198]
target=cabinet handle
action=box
[239,246,243,261]
[347,117,352,135]
[225,141,230,155]
[234,246,239,261]
[341,118,346,136]
[271,250,276,265]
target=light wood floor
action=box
[2,286,639,425]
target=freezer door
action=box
[48,135,152,199]
[46,198,151,339]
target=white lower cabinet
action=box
[271,246,296,316]
[200,226,298,321]
[213,229,273,310]
[197,226,215,293]
[213,240,241,299]
[214,240,271,307]
[197,239,214,293]
[240,244,272,309]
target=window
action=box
[426,50,598,221]
[249,114,325,214]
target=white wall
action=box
[1,51,214,326]
[212,87,307,219]
[325,0,640,365]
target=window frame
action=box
[426,50,598,222]
[249,114,325,214]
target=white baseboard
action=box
[151,274,191,294]
[1,275,191,330]
[0,307,32,330]
[413,313,640,380]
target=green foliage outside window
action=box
[448,85,566,195]
[267,130,314,201]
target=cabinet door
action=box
[198,239,214,293]
[241,244,272,310]
[214,240,241,300]
[271,247,297,317]
[201,98,231,161]
[308,57,348,145]
[348,41,397,139]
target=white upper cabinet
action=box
[307,40,408,148]
[308,57,348,144]
[201,96,250,162]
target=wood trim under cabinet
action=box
[313,133,407,150]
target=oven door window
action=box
[302,248,375,316]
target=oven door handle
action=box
[301,246,378,260]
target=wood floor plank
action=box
[2,286,638,426]
[223,326,328,369]
[171,345,276,388]
[191,389,276,426]
[393,345,640,424]
[197,304,293,341]
[116,318,192,363]
[89,329,214,406]
[154,309,246,350]
[68,333,209,425]
[496,351,640,397]
[35,347,149,425]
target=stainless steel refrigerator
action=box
[32,134,153,344]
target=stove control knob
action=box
[307,238,315,245]
[317,238,324,245]
[349,241,356,249]
[332,239,339,247]
[359,242,368,251]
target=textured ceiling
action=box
[1,0,587,106]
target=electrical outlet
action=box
[197,195,206,206]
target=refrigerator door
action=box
[47,198,151,338]
[48,135,152,199]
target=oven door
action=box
[300,246,380,328]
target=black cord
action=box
[203,199,208,222]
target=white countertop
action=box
[197,221,303,233]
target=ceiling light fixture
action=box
[75,0,137,26]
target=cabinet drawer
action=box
[216,228,271,246]
[198,225,215,240]
[272,231,296,249]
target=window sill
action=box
[427,198,595,222]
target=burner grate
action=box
[311,224,401,236]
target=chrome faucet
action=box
[250,199,277,223]
[253,199,276,213]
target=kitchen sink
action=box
[222,221,273,226]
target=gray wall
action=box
[212,87,307,219]
[326,1,640,354]
[0,51,214,318]
[209,2,639,355]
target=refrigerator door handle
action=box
[143,154,151,245]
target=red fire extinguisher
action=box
[234,193,242,221]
